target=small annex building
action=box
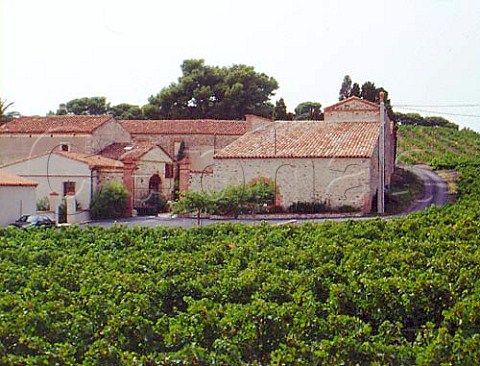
[195,97,395,213]
[0,170,38,226]
[1,151,124,223]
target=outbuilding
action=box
[0,170,38,226]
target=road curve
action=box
[401,165,449,213]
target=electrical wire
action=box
[392,106,480,118]
[394,104,480,108]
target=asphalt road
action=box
[83,165,449,229]
[402,165,449,213]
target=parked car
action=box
[11,215,56,228]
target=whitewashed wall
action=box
[0,186,37,226]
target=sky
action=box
[1,0,480,130]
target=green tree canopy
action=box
[56,97,110,115]
[394,112,458,129]
[146,59,279,120]
[108,103,145,120]
[294,101,323,120]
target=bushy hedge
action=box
[173,180,275,221]
[89,181,129,220]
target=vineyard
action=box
[397,125,480,167]
[1,126,480,364]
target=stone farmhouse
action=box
[191,97,396,213]
[0,96,395,221]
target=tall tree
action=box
[0,99,19,123]
[294,102,323,120]
[339,75,353,101]
[146,59,279,120]
[56,97,110,115]
[351,82,361,97]
[273,98,293,120]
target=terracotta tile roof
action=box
[119,119,247,136]
[53,151,124,169]
[0,170,38,187]
[100,142,171,161]
[0,115,114,134]
[214,121,380,159]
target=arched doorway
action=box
[148,174,161,192]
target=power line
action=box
[393,106,480,118]
[394,103,480,108]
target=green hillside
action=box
[397,125,480,168]
[1,126,480,364]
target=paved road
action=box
[402,165,449,213]
[83,165,449,229]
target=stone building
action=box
[193,97,396,213]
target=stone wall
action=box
[201,157,374,212]
[91,119,131,154]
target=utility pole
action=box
[377,92,386,214]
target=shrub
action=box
[287,201,326,213]
[137,192,168,216]
[90,182,129,220]
[172,180,276,221]
[36,197,50,211]
[335,205,360,213]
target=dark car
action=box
[11,215,56,228]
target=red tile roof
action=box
[53,151,124,169]
[100,142,171,161]
[214,121,380,159]
[0,170,38,187]
[0,115,114,134]
[119,119,247,136]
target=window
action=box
[61,144,69,151]
[63,181,75,195]
[165,164,174,179]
